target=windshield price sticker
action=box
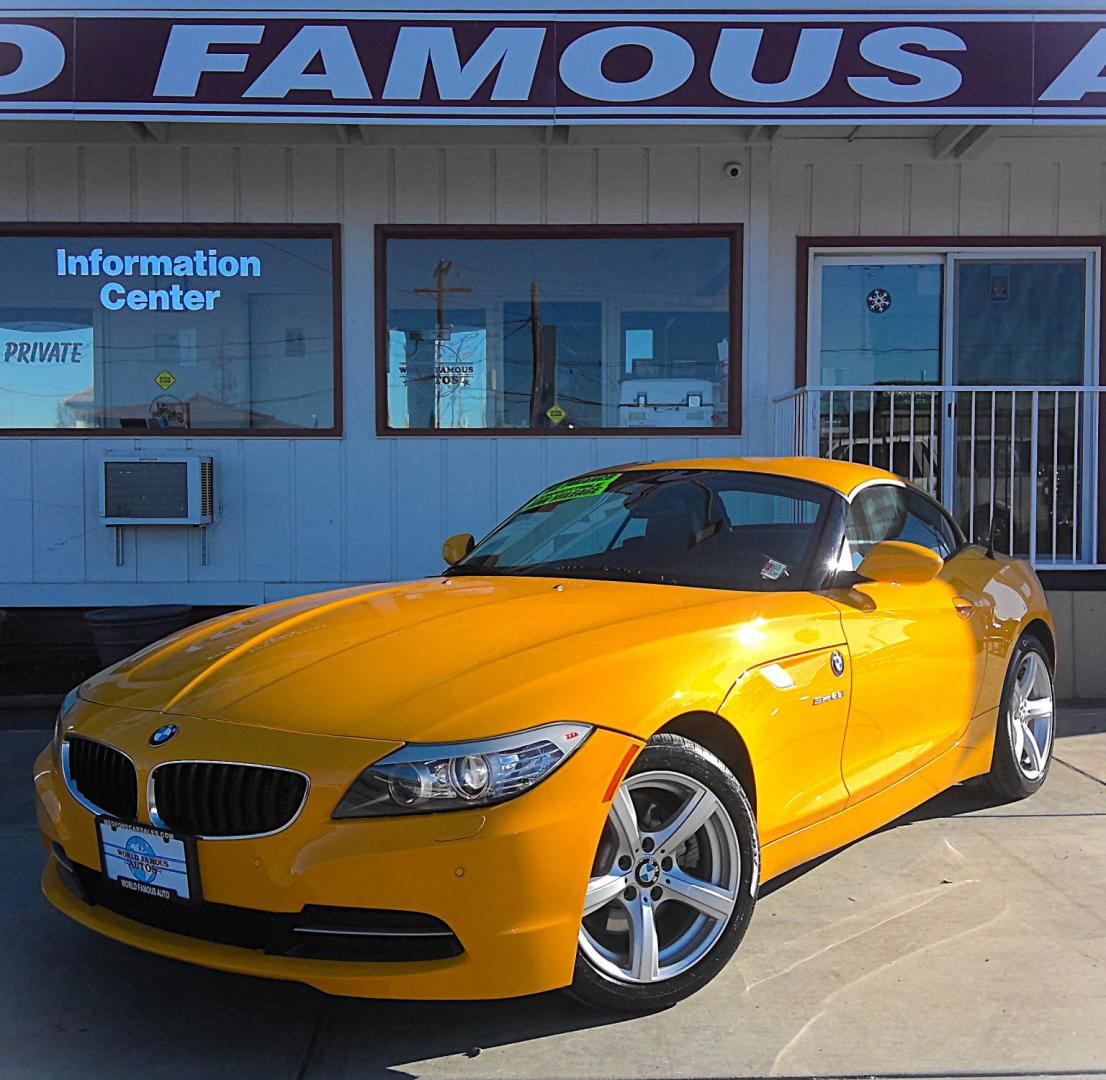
[524,473,623,511]
[760,557,789,581]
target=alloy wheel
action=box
[579,770,739,984]
[1008,651,1054,782]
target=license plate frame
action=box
[96,817,202,905]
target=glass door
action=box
[947,254,1096,561]
[811,256,944,496]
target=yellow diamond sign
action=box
[546,403,566,425]
[154,369,176,391]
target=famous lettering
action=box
[0,13,1104,124]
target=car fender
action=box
[715,645,853,845]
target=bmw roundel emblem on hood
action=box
[149,724,179,747]
[830,650,846,678]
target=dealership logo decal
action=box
[121,834,168,883]
[149,723,179,746]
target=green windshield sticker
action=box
[524,473,623,511]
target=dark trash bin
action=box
[84,604,193,668]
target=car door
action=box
[826,483,988,805]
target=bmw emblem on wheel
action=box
[149,724,179,747]
[830,650,846,677]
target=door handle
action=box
[952,596,975,619]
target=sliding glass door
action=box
[809,248,1098,563]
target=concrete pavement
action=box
[2,712,1104,1080]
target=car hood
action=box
[79,576,842,743]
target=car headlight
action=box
[333,723,592,819]
[54,687,81,751]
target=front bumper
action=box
[34,703,639,1000]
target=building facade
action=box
[2,2,1106,697]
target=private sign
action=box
[1,12,1106,125]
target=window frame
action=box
[0,221,344,439]
[375,223,744,437]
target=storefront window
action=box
[0,229,338,433]
[380,229,738,433]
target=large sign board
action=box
[2,12,1106,124]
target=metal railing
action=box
[774,385,1103,568]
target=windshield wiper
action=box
[444,563,506,577]
[515,563,681,585]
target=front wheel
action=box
[569,733,758,1012]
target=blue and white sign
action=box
[98,819,193,902]
[0,321,94,429]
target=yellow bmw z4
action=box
[35,457,1056,1012]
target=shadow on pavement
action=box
[761,781,1009,899]
[304,992,630,1079]
[1057,708,1106,738]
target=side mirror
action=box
[442,532,475,566]
[857,540,943,585]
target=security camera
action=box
[722,161,743,180]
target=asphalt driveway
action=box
[1,710,1104,1080]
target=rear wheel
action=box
[569,733,758,1012]
[982,635,1055,802]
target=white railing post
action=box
[1051,392,1059,564]
[968,390,977,545]
[1029,391,1039,565]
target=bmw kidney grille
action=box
[65,736,138,821]
[65,736,308,838]
[151,762,309,838]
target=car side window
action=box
[844,485,957,570]
[900,490,959,558]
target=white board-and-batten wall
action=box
[2,131,1106,607]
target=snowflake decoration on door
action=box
[866,288,892,314]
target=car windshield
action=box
[450,469,835,591]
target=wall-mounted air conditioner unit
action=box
[99,455,214,526]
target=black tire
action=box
[568,733,758,1013]
[981,634,1055,802]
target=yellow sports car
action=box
[34,457,1055,1012]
